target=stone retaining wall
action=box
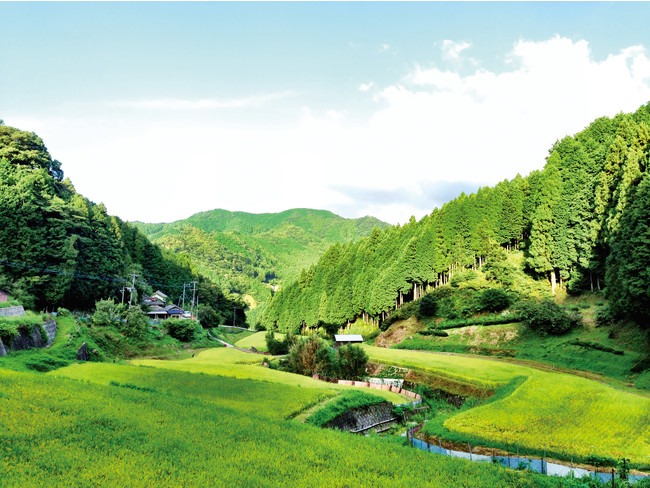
[0,320,57,357]
[0,306,25,317]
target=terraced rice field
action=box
[363,345,650,468]
[131,346,405,403]
[234,331,284,352]
[0,361,568,487]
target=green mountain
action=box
[0,121,243,322]
[263,102,650,332]
[135,209,389,324]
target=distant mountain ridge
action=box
[134,208,389,324]
[135,208,386,241]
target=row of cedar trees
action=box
[263,103,650,331]
[0,121,246,323]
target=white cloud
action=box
[359,82,374,92]
[380,43,391,53]
[10,36,650,226]
[441,39,471,61]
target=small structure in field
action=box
[334,334,364,348]
[0,290,8,303]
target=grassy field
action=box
[130,347,405,403]
[234,331,284,352]
[210,326,257,345]
[0,364,577,487]
[395,321,647,386]
[363,345,650,468]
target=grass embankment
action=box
[210,326,257,346]
[363,345,650,469]
[132,347,405,404]
[392,308,648,390]
[0,364,577,487]
[234,331,285,352]
[307,390,388,427]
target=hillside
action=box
[135,209,389,324]
[262,103,650,332]
[0,122,242,322]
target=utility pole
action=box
[182,283,186,309]
[191,281,198,318]
[129,273,137,306]
[121,287,127,305]
[233,306,236,327]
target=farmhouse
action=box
[334,334,364,347]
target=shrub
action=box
[164,319,203,342]
[336,344,368,381]
[198,305,218,327]
[283,335,331,376]
[122,307,149,339]
[418,293,437,317]
[56,307,71,317]
[92,300,124,327]
[265,330,296,355]
[518,300,577,336]
[480,288,511,312]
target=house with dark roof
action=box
[146,303,185,321]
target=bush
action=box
[418,294,437,317]
[56,307,71,317]
[283,335,331,376]
[480,288,511,312]
[336,344,368,381]
[92,300,124,327]
[198,305,218,327]
[164,319,203,342]
[122,307,149,339]
[265,330,296,355]
[518,300,577,336]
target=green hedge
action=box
[433,313,521,331]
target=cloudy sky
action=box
[2,2,650,225]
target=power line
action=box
[0,258,192,290]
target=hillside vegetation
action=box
[262,103,650,332]
[135,208,388,323]
[0,122,242,322]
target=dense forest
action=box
[262,103,650,331]
[136,208,388,323]
[0,122,244,323]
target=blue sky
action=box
[2,2,650,224]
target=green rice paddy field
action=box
[0,358,568,487]
[363,345,650,468]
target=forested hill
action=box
[135,209,389,323]
[0,121,244,321]
[262,103,650,331]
